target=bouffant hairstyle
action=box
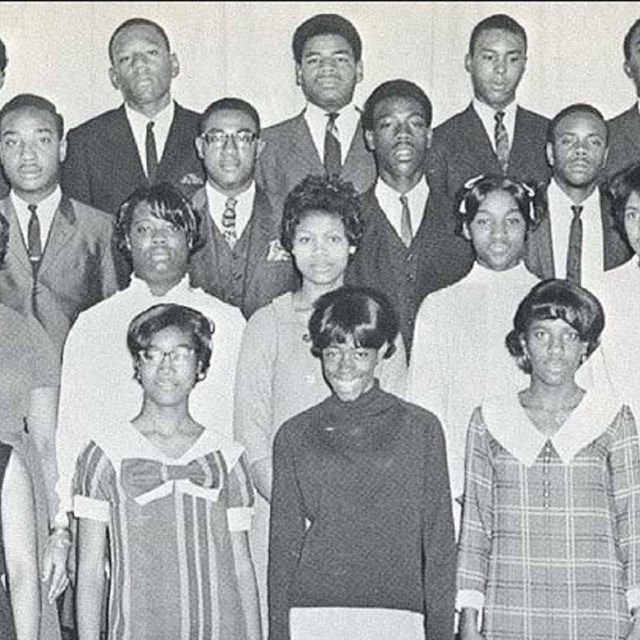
[505,279,605,374]
[280,174,363,253]
[127,303,215,383]
[309,286,398,360]
[606,162,640,247]
[292,14,362,63]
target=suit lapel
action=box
[158,102,186,179]
[114,106,146,185]
[1,197,31,273]
[288,112,323,172]
[624,109,640,158]
[243,189,274,285]
[39,196,76,274]
[463,105,501,173]
[525,187,555,279]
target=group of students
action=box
[1,7,640,640]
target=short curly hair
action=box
[505,279,605,374]
[127,303,215,384]
[280,174,363,253]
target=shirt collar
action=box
[128,273,191,298]
[375,175,429,209]
[472,98,517,148]
[548,178,600,209]
[304,101,360,161]
[10,185,63,240]
[124,100,175,130]
[204,181,256,236]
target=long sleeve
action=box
[268,426,306,640]
[609,405,640,609]
[421,415,456,639]
[233,304,278,465]
[456,407,494,610]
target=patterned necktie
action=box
[566,204,584,284]
[27,203,42,272]
[494,110,510,174]
[324,112,342,176]
[222,196,238,248]
[399,194,413,248]
[146,121,158,184]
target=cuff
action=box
[74,495,110,522]
[627,587,640,611]
[456,589,485,611]
[228,507,254,531]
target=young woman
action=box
[408,175,540,527]
[458,279,640,640]
[269,287,454,640]
[74,304,260,640]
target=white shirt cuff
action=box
[74,495,110,522]
[227,506,254,531]
[456,589,485,611]
[627,586,640,611]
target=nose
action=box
[337,350,355,372]
[151,227,170,244]
[157,351,174,371]
[494,56,507,75]
[490,221,506,240]
[221,134,239,153]
[18,140,38,158]
[319,56,338,72]
[131,51,150,68]
[547,334,565,355]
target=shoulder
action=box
[172,103,201,131]
[261,112,304,140]
[516,106,550,127]
[187,287,246,326]
[67,198,115,230]
[609,106,637,129]
[67,107,124,139]
[433,105,474,139]
[245,294,286,331]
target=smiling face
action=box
[623,190,640,256]
[547,111,608,190]
[465,28,527,110]
[522,318,587,387]
[364,95,431,188]
[195,108,260,196]
[109,23,179,115]
[321,334,384,402]
[137,325,198,408]
[290,210,353,287]
[464,189,526,271]
[127,202,189,287]
[296,33,363,111]
[0,106,66,203]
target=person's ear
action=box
[194,135,204,160]
[58,137,67,164]
[0,70,5,91]
[545,141,555,169]
[170,53,180,79]
[255,138,265,161]
[364,129,375,152]
[464,52,473,75]
[462,223,471,241]
[295,63,302,87]
[355,60,363,84]
[109,66,121,92]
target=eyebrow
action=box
[304,48,353,57]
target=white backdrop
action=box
[0,2,638,131]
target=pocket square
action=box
[266,239,291,262]
[180,173,204,186]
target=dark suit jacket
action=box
[62,102,204,215]
[188,186,298,318]
[0,194,119,354]
[256,109,377,218]
[606,105,640,179]
[346,187,474,358]
[428,103,551,200]
[525,183,632,280]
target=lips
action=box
[393,143,415,160]
[19,165,42,177]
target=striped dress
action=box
[457,392,640,640]
[73,424,254,640]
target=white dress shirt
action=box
[473,98,517,154]
[547,179,604,287]
[125,100,175,176]
[374,176,429,240]
[11,185,62,248]
[304,101,360,164]
[205,181,256,239]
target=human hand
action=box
[42,528,71,603]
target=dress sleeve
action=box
[26,314,60,389]
[225,451,256,532]
[456,407,494,611]
[608,405,640,610]
[268,425,306,640]
[72,441,115,523]
[233,303,278,465]
[420,411,456,640]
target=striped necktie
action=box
[222,196,238,248]
[399,194,413,247]
[27,203,42,273]
[565,204,584,284]
[494,110,510,174]
[324,112,342,176]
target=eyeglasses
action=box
[199,130,257,148]
[139,345,195,365]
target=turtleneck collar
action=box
[322,380,399,423]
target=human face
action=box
[0,107,66,203]
[290,211,353,287]
[546,111,608,190]
[127,202,189,287]
[464,189,526,271]
[465,28,527,110]
[195,108,260,196]
[522,318,587,387]
[624,23,640,96]
[109,24,179,115]
[623,190,640,256]
[364,96,431,187]
[137,325,198,408]
[322,334,384,402]
[296,34,363,111]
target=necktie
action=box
[494,111,510,174]
[222,196,238,248]
[566,204,584,284]
[324,112,342,176]
[27,204,42,272]
[146,121,158,184]
[399,194,413,248]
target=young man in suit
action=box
[607,18,640,177]
[257,13,376,218]
[346,80,474,359]
[429,14,550,200]
[190,98,297,318]
[526,104,631,286]
[61,17,204,216]
[0,94,118,354]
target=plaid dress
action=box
[457,392,640,640]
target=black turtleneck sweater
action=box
[268,382,455,640]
